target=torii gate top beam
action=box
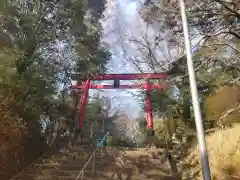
[71,83,168,89]
[92,73,167,80]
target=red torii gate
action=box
[71,73,168,130]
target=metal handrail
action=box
[75,131,109,180]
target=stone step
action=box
[15,173,109,180]
[67,147,96,152]
[32,163,85,170]
[32,161,110,171]
[14,173,76,180]
[39,151,89,161]
[35,154,90,164]
[39,151,108,162]
[44,153,87,160]
[31,158,110,171]
[17,169,111,180]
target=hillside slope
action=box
[184,125,240,179]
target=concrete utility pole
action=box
[178,0,211,179]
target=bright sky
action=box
[90,0,143,118]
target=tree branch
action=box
[214,0,240,19]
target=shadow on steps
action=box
[13,145,181,180]
[109,148,181,180]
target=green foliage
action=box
[107,136,118,147]
[0,0,7,16]
[0,0,110,135]
[134,115,149,146]
[84,100,102,124]
[0,0,110,178]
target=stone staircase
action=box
[12,144,117,180]
[12,144,180,180]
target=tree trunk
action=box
[90,121,94,139]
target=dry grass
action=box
[121,148,164,157]
[184,125,240,180]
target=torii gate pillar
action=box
[145,81,153,129]
[78,80,90,129]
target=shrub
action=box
[107,136,118,147]
[0,100,27,179]
[0,97,47,179]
